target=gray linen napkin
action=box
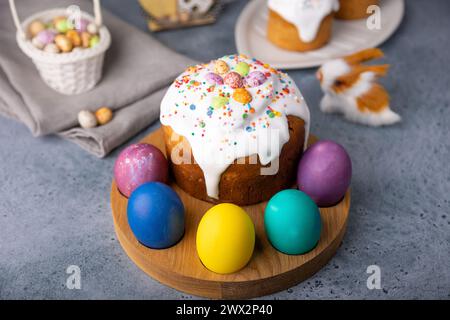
[0,0,196,157]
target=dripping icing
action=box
[268,0,340,43]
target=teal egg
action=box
[264,189,322,255]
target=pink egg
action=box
[36,29,56,45]
[114,143,168,198]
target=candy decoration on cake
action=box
[127,182,185,249]
[265,189,322,255]
[196,203,255,274]
[317,48,401,126]
[114,143,169,198]
[160,54,310,200]
[297,140,352,207]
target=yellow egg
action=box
[196,204,255,274]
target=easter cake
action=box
[267,0,339,52]
[160,54,310,206]
[336,0,379,20]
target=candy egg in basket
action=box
[9,0,111,95]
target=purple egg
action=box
[297,140,352,207]
[75,18,90,32]
[36,29,56,45]
[245,71,266,87]
[204,72,223,86]
[114,143,169,198]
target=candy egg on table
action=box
[127,182,185,249]
[95,107,113,125]
[265,189,322,255]
[78,110,97,129]
[297,140,352,207]
[114,143,169,198]
[196,203,255,274]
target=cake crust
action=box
[163,116,305,206]
[267,9,334,52]
[336,0,379,20]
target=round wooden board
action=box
[111,128,351,299]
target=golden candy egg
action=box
[214,60,229,75]
[66,30,81,47]
[95,107,113,125]
[54,34,73,53]
[232,88,252,104]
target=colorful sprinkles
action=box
[161,54,302,141]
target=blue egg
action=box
[127,182,185,249]
[264,189,322,255]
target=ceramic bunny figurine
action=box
[316,48,401,126]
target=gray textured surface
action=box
[0,0,449,300]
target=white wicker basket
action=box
[9,0,111,95]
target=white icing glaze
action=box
[160,55,310,199]
[268,0,340,43]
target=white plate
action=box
[235,0,405,69]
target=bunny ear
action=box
[361,64,390,77]
[344,48,384,65]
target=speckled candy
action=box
[212,96,229,109]
[204,72,223,86]
[214,60,229,75]
[36,30,56,45]
[245,71,267,88]
[234,62,250,77]
[114,143,169,198]
[233,88,252,104]
[297,140,352,207]
[224,72,243,89]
